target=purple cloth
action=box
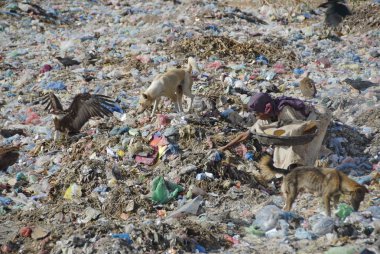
[248,92,272,113]
[248,92,309,117]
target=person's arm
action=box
[219,130,250,151]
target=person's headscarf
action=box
[248,92,309,117]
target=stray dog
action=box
[137,57,198,116]
[259,155,368,217]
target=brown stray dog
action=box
[259,155,368,217]
[137,57,198,117]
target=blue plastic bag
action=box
[256,55,269,65]
[0,196,12,206]
[111,233,132,244]
[42,81,66,91]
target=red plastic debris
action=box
[156,114,171,128]
[19,227,33,237]
[39,64,53,74]
[316,57,331,68]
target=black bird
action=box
[82,74,95,82]
[163,0,180,4]
[0,145,22,171]
[0,129,26,138]
[319,0,351,27]
[343,79,378,93]
[86,51,98,65]
[22,2,58,21]
[40,92,115,139]
[56,57,81,67]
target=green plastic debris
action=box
[8,49,29,58]
[128,129,140,136]
[335,203,354,220]
[245,225,266,237]
[6,3,18,11]
[151,176,184,204]
[325,245,362,254]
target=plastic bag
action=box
[150,176,184,204]
[336,203,354,220]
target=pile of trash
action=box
[0,0,379,253]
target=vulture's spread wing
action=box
[66,93,115,131]
[318,1,329,8]
[0,145,22,156]
[325,11,344,27]
[0,144,22,171]
[333,3,351,17]
[0,129,25,138]
[41,92,64,112]
[24,2,58,20]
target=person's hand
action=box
[276,120,284,128]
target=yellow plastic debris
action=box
[63,183,82,200]
[108,178,118,187]
[117,150,125,157]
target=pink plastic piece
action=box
[24,108,41,125]
[206,61,223,69]
[135,55,151,64]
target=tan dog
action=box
[259,155,368,217]
[137,57,198,116]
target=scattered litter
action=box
[0,0,378,253]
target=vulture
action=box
[41,92,115,139]
[319,0,351,27]
[0,145,22,171]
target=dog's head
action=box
[137,93,153,113]
[351,185,368,211]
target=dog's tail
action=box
[259,154,289,178]
[187,57,199,74]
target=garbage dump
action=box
[0,0,379,253]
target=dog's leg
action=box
[53,130,60,141]
[324,193,332,217]
[281,183,288,210]
[187,94,194,113]
[151,98,160,117]
[283,184,297,211]
[284,192,297,211]
[183,78,194,113]
[282,194,288,210]
[176,85,184,113]
[64,130,70,143]
[333,194,340,209]
[177,95,184,113]
[172,96,180,113]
